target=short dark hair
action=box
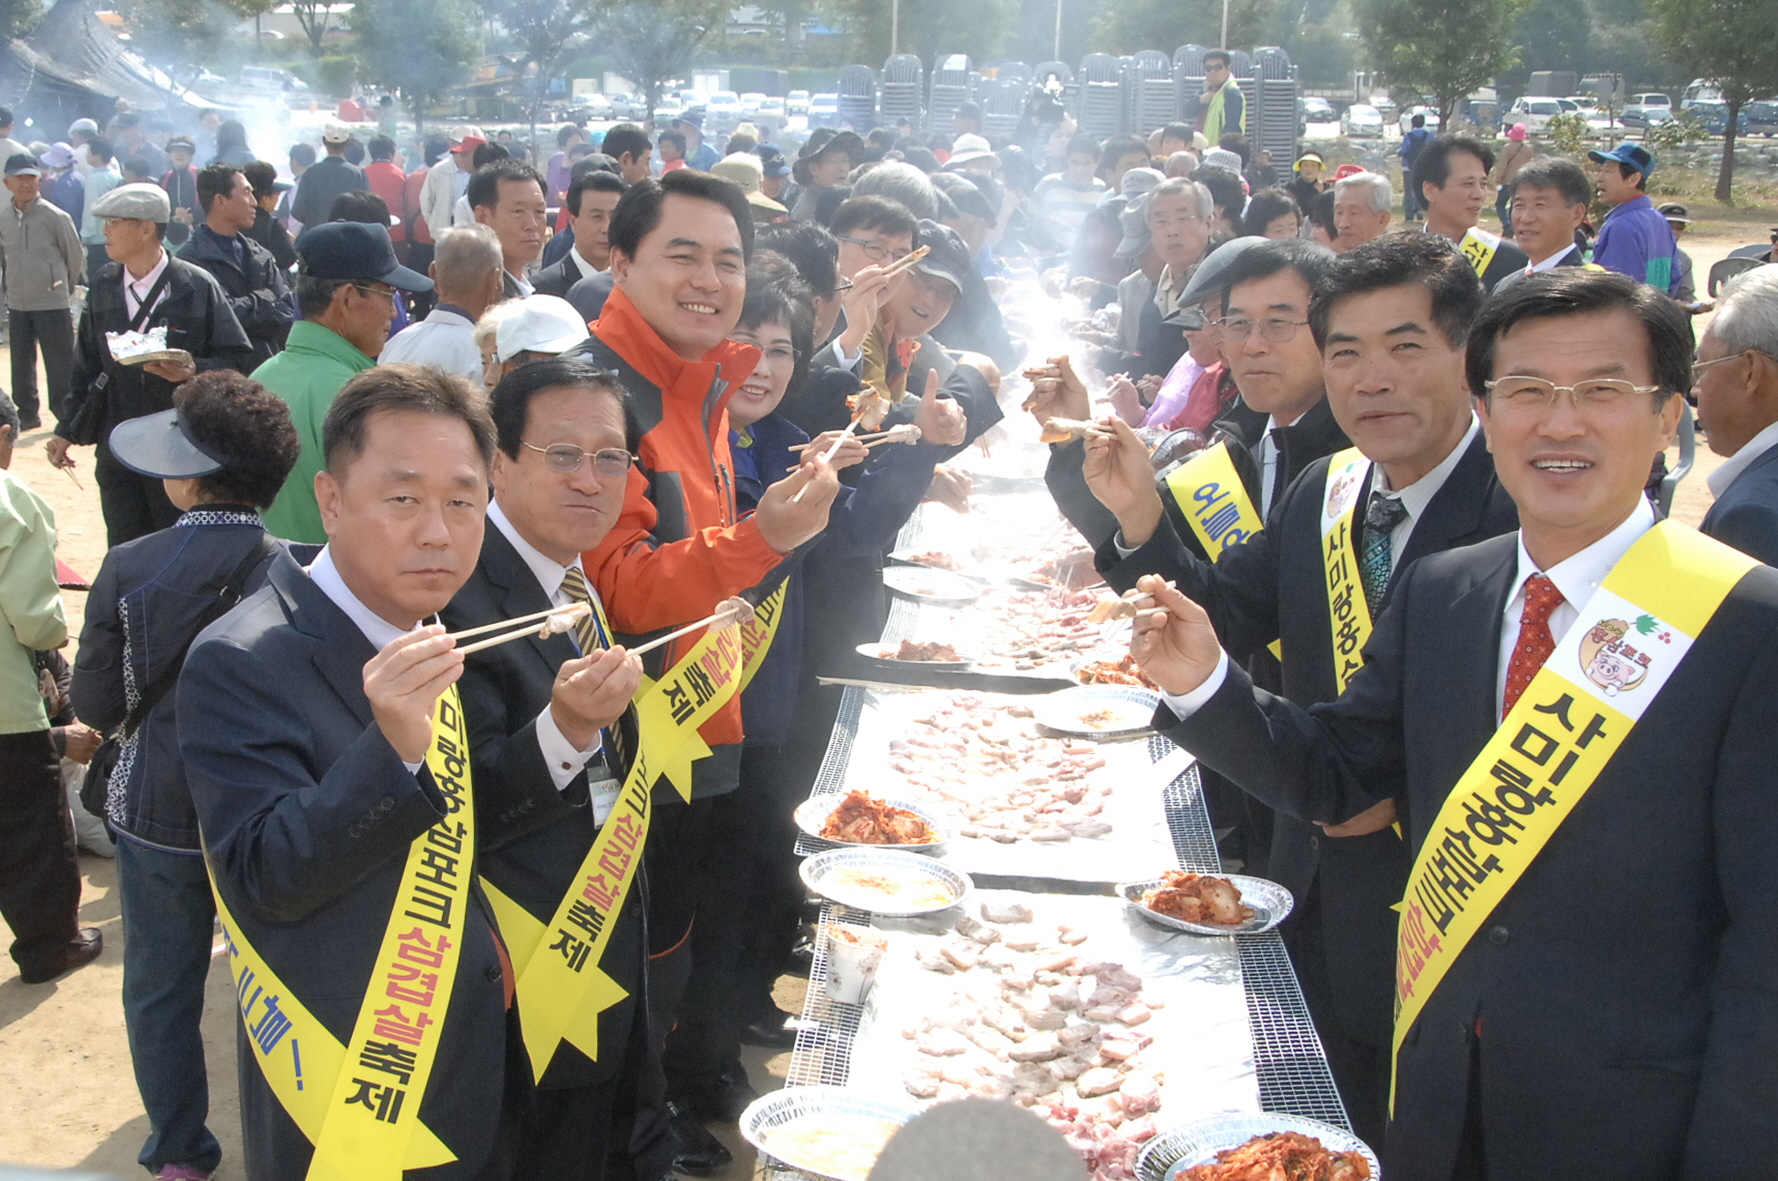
[242,160,279,200]
[1308,232,1483,353]
[566,168,625,216]
[740,252,815,393]
[0,107,11,129]
[289,143,317,168]
[1512,156,1591,209]
[1203,50,1231,70]
[1099,134,1149,174]
[754,219,840,300]
[467,158,545,212]
[1219,238,1338,316]
[470,142,509,170]
[1218,133,1251,167]
[1066,131,1101,159]
[174,370,302,508]
[490,357,632,460]
[329,190,392,226]
[1307,189,1337,237]
[600,124,651,164]
[87,136,114,164]
[1190,164,1244,219]
[1240,187,1299,237]
[1611,160,1648,192]
[557,124,584,148]
[658,131,686,155]
[121,155,152,180]
[1411,113,1426,128]
[607,170,755,264]
[323,364,497,474]
[1466,269,1693,403]
[1160,122,1194,145]
[294,275,353,318]
[1412,134,1495,194]
[196,163,243,214]
[0,389,20,436]
[368,135,396,162]
[829,194,918,242]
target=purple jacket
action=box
[1591,194,1680,295]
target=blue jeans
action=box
[115,837,223,1174]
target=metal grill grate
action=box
[785,903,874,1088]
[1237,934,1355,1130]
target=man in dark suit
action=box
[180,366,550,1181]
[468,159,549,301]
[532,171,624,299]
[1085,233,1519,1147]
[1134,269,1778,1180]
[440,358,652,1181]
[1695,265,1778,564]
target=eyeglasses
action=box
[521,442,637,476]
[1483,376,1662,413]
[837,236,896,262]
[1692,350,1752,379]
[353,284,397,304]
[832,278,855,295]
[1219,317,1308,343]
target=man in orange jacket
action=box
[571,168,843,1178]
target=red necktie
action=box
[1503,574,1565,718]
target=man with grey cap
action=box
[48,182,252,545]
[253,220,433,544]
[1,152,85,429]
[289,123,367,232]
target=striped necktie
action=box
[557,566,606,656]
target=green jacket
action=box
[0,468,68,733]
[252,320,376,543]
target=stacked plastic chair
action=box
[982,76,1028,141]
[1076,52,1125,139]
[1173,44,1211,123]
[837,64,877,133]
[1130,49,1176,136]
[1247,46,1299,172]
[929,53,975,136]
[880,54,924,133]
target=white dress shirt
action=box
[378,306,483,387]
[1524,242,1578,275]
[566,246,606,280]
[486,499,616,819]
[1257,416,1286,517]
[122,248,170,318]
[1706,419,1778,499]
[1494,498,1654,715]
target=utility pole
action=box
[1220,0,1230,49]
[1054,0,1062,62]
[892,0,899,56]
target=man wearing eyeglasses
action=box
[1133,267,1778,1180]
[254,221,435,543]
[1695,265,1778,565]
[440,357,651,1180]
[1082,235,1520,1146]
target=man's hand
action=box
[173,208,193,226]
[836,262,904,357]
[1024,355,1091,429]
[143,358,197,384]
[912,369,966,446]
[803,430,870,471]
[1318,797,1398,838]
[926,465,972,513]
[1130,574,1224,697]
[44,436,76,470]
[364,626,464,765]
[1106,374,1145,425]
[1136,373,1163,401]
[754,455,842,552]
[551,646,644,752]
[1083,415,1164,545]
[62,722,103,763]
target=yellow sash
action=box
[487,585,787,1081]
[1390,522,1756,1109]
[1457,226,1502,279]
[210,684,477,1179]
[1318,447,1374,694]
[1164,442,1262,558]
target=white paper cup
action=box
[823,925,887,1006]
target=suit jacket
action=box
[1701,443,1778,566]
[179,554,552,1181]
[438,525,643,1090]
[1106,429,1518,1046]
[1161,532,1778,1180]
[529,251,598,299]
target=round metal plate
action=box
[793,794,952,852]
[881,565,983,604]
[739,1085,925,1181]
[1135,1112,1378,1180]
[1118,874,1294,937]
[1033,684,1161,737]
[799,847,972,917]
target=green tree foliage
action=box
[487,0,593,131]
[1092,0,1274,56]
[115,0,267,95]
[0,0,39,40]
[1516,0,1592,75]
[1354,0,1529,126]
[588,0,728,126]
[1649,0,1778,201]
[831,0,1018,69]
[287,0,342,52]
[352,0,481,135]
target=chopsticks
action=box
[788,424,922,453]
[627,596,755,658]
[454,602,592,655]
[878,245,930,279]
[791,420,861,503]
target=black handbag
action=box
[79,532,278,819]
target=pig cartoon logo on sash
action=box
[1578,617,1655,696]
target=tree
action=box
[352,0,481,138]
[487,0,593,140]
[1354,0,1528,127]
[1092,0,1277,55]
[0,0,39,39]
[288,0,343,52]
[115,0,267,98]
[587,0,728,129]
[1649,0,1778,202]
[830,0,1017,67]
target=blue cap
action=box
[1587,141,1655,177]
[755,143,791,178]
[294,221,432,291]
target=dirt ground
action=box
[0,222,1760,1178]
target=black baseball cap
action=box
[294,221,432,291]
[4,153,41,177]
[108,407,226,479]
[913,219,972,293]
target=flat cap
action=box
[91,182,172,221]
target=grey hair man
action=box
[1331,171,1392,252]
[1697,266,1778,564]
[380,224,507,387]
[850,160,940,220]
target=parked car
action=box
[1742,101,1778,137]
[653,96,684,124]
[787,89,811,115]
[1502,95,1565,134]
[705,90,743,132]
[1341,103,1384,138]
[1621,93,1674,128]
[606,93,638,120]
[579,93,613,120]
[740,92,765,114]
[240,65,309,93]
[1398,105,1440,135]
[810,92,840,128]
[1299,96,1335,133]
[759,96,786,120]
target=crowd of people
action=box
[0,87,1773,1181]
